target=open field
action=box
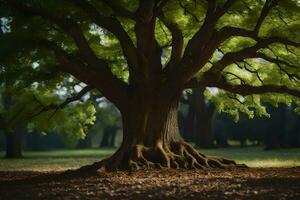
[0,147,300,171]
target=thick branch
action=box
[72,0,138,81]
[134,0,163,85]
[8,0,101,67]
[214,0,237,19]
[46,41,129,109]
[186,78,300,97]
[169,0,275,85]
[208,37,300,74]
[213,0,277,49]
[8,1,130,109]
[157,9,183,73]
[254,0,277,34]
[169,0,237,86]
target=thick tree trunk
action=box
[74,93,246,173]
[5,128,23,158]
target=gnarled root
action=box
[66,141,247,176]
[125,142,247,170]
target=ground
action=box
[0,147,300,199]
[0,168,300,200]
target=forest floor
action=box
[0,167,300,200]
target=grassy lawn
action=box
[0,147,299,171]
[200,147,300,168]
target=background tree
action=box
[212,104,300,149]
[179,88,215,148]
[1,0,300,172]
[97,102,121,148]
[0,68,23,158]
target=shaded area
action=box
[0,168,299,200]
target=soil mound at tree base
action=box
[0,168,299,200]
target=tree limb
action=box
[214,0,237,19]
[254,0,277,34]
[157,8,183,73]
[72,0,139,76]
[30,86,92,120]
[169,0,276,85]
[208,37,300,75]
[185,78,300,97]
[7,1,130,109]
[214,82,300,97]
[169,0,237,85]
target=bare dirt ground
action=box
[0,167,300,200]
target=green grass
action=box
[200,147,300,168]
[0,147,299,171]
[0,149,115,171]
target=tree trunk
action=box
[179,88,214,148]
[109,130,116,147]
[192,88,214,148]
[100,129,110,147]
[100,127,117,148]
[76,134,92,149]
[26,131,43,151]
[5,128,23,158]
[74,92,245,173]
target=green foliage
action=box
[0,0,300,130]
[88,100,121,140]
[0,85,97,147]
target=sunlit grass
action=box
[201,147,300,168]
[0,147,299,171]
[0,149,115,171]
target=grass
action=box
[0,149,115,171]
[200,147,300,168]
[0,147,299,171]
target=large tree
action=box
[1,0,300,171]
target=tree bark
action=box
[5,128,23,158]
[73,92,246,173]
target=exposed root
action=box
[65,141,248,176]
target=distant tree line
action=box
[179,89,300,150]
[1,90,300,158]
[0,97,121,158]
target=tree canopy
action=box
[1,0,300,122]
